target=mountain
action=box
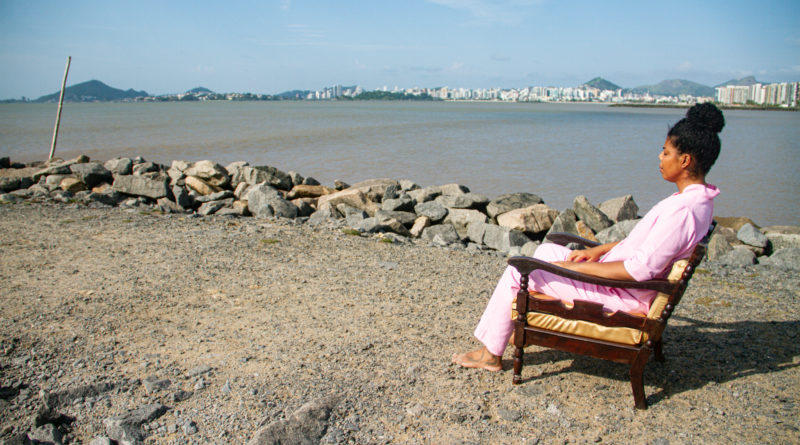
[715,76,759,87]
[34,80,149,103]
[582,77,621,91]
[630,79,715,97]
[187,87,214,94]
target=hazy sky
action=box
[1,0,799,99]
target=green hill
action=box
[583,77,621,91]
[187,87,214,94]
[715,76,759,87]
[35,80,149,102]
[630,79,715,97]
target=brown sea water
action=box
[1,101,798,225]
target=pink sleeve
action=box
[623,205,697,281]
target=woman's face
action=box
[659,138,688,183]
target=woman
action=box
[453,103,725,372]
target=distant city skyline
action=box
[1,0,799,100]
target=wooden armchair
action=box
[508,222,715,409]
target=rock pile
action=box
[1,155,798,270]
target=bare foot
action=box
[451,347,502,372]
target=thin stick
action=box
[49,56,72,161]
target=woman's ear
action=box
[680,153,692,169]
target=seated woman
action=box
[453,103,725,372]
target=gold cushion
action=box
[512,260,688,345]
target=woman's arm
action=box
[552,259,635,281]
[566,241,620,262]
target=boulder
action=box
[576,221,597,241]
[32,162,72,182]
[737,223,768,248]
[381,194,414,212]
[715,216,758,232]
[247,396,338,445]
[184,160,231,188]
[291,198,315,217]
[486,193,544,219]
[233,182,250,199]
[716,247,756,267]
[194,190,234,203]
[765,233,800,251]
[706,232,734,261]
[595,219,640,244]
[230,165,292,190]
[375,210,417,227]
[317,188,379,216]
[407,186,442,204]
[414,201,448,223]
[172,185,196,210]
[520,241,540,258]
[132,161,162,176]
[184,176,222,196]
[573,195,613,234]
[546,209,580,238]
[399,179,420,191]
[410,216,431,238]
[445,208,488,238]
[382,183,400,200]
[349,178,401,202]
[598,195,639,222]
[287,184,334,200]
[287,170,304,187]
[303,176,321,186]
[759,248,800,270]
[435,192,490,210]
[438,183,470,195]
[421,224,462,246]
[307,202,343,226]
[762,225,800,235]
[0,176,33,193]
[104,158,134,175]
[482,224,530,254]
[70,162,113,188]
[103,404,168,445]
[355,215,412,237]
[246,184,298,219]
[496,204,559,235]
[59,177,87,194]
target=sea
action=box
[1,101,798,226]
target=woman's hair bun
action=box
[686,102,725,133]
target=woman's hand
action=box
[566,244,608,262]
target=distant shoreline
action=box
[610,103,799,112]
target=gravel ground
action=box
[0,201,798,444]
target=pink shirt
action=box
[604,183,719,282]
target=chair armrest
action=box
[507,256,675,294]
[545,232,600,248]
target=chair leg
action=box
[630,346,652,409]
[512,345,523,385]
[654,339,665,362]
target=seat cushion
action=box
[511,260,688,346]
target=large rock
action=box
[70,162,112,188]
[105,158,134,175]
[60,177,88,193]
[598,195,639,222]
[410,216,431,238]
[715,216,758,232]
[438,183,470,195]
[707,232,734,261]
[596,219,640,244]
[381,194,414,212]
[172,185,197,210]
[375,210,417,227]
[716,247,756,267]
[765,233,800,251]
[482,224,530,254]
[32,162,73,182]
[184,176,222,196]
[287,184,334,200]
[414,201,448,223]
[421,224,462,246]
[349,178,401,202]
[248,396,338,445]
[230,165,292,190]
[737,223,768,248]
[407,186,442,204]
[0,176,34,193]
[496,204,559,235]
[246,184,298,219]
[444,208,488,238]
[112,175,169,199]
[573,195,613,234]
[355,215,412,237]
[317,188,379,216]
[435,193,490,210]
[184,160,230,188]
[546,209,580,238]
[103,404,168,445]
[486,193,544,219]
[760,248,800,270]
[307,202,343,226]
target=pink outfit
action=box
[474,184,719,356]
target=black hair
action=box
[667,102,725,177]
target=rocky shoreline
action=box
[1,155,799,444]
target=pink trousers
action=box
[473,243,651,356]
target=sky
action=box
[1,0,799,99]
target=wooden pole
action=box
[49,56,71,161]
